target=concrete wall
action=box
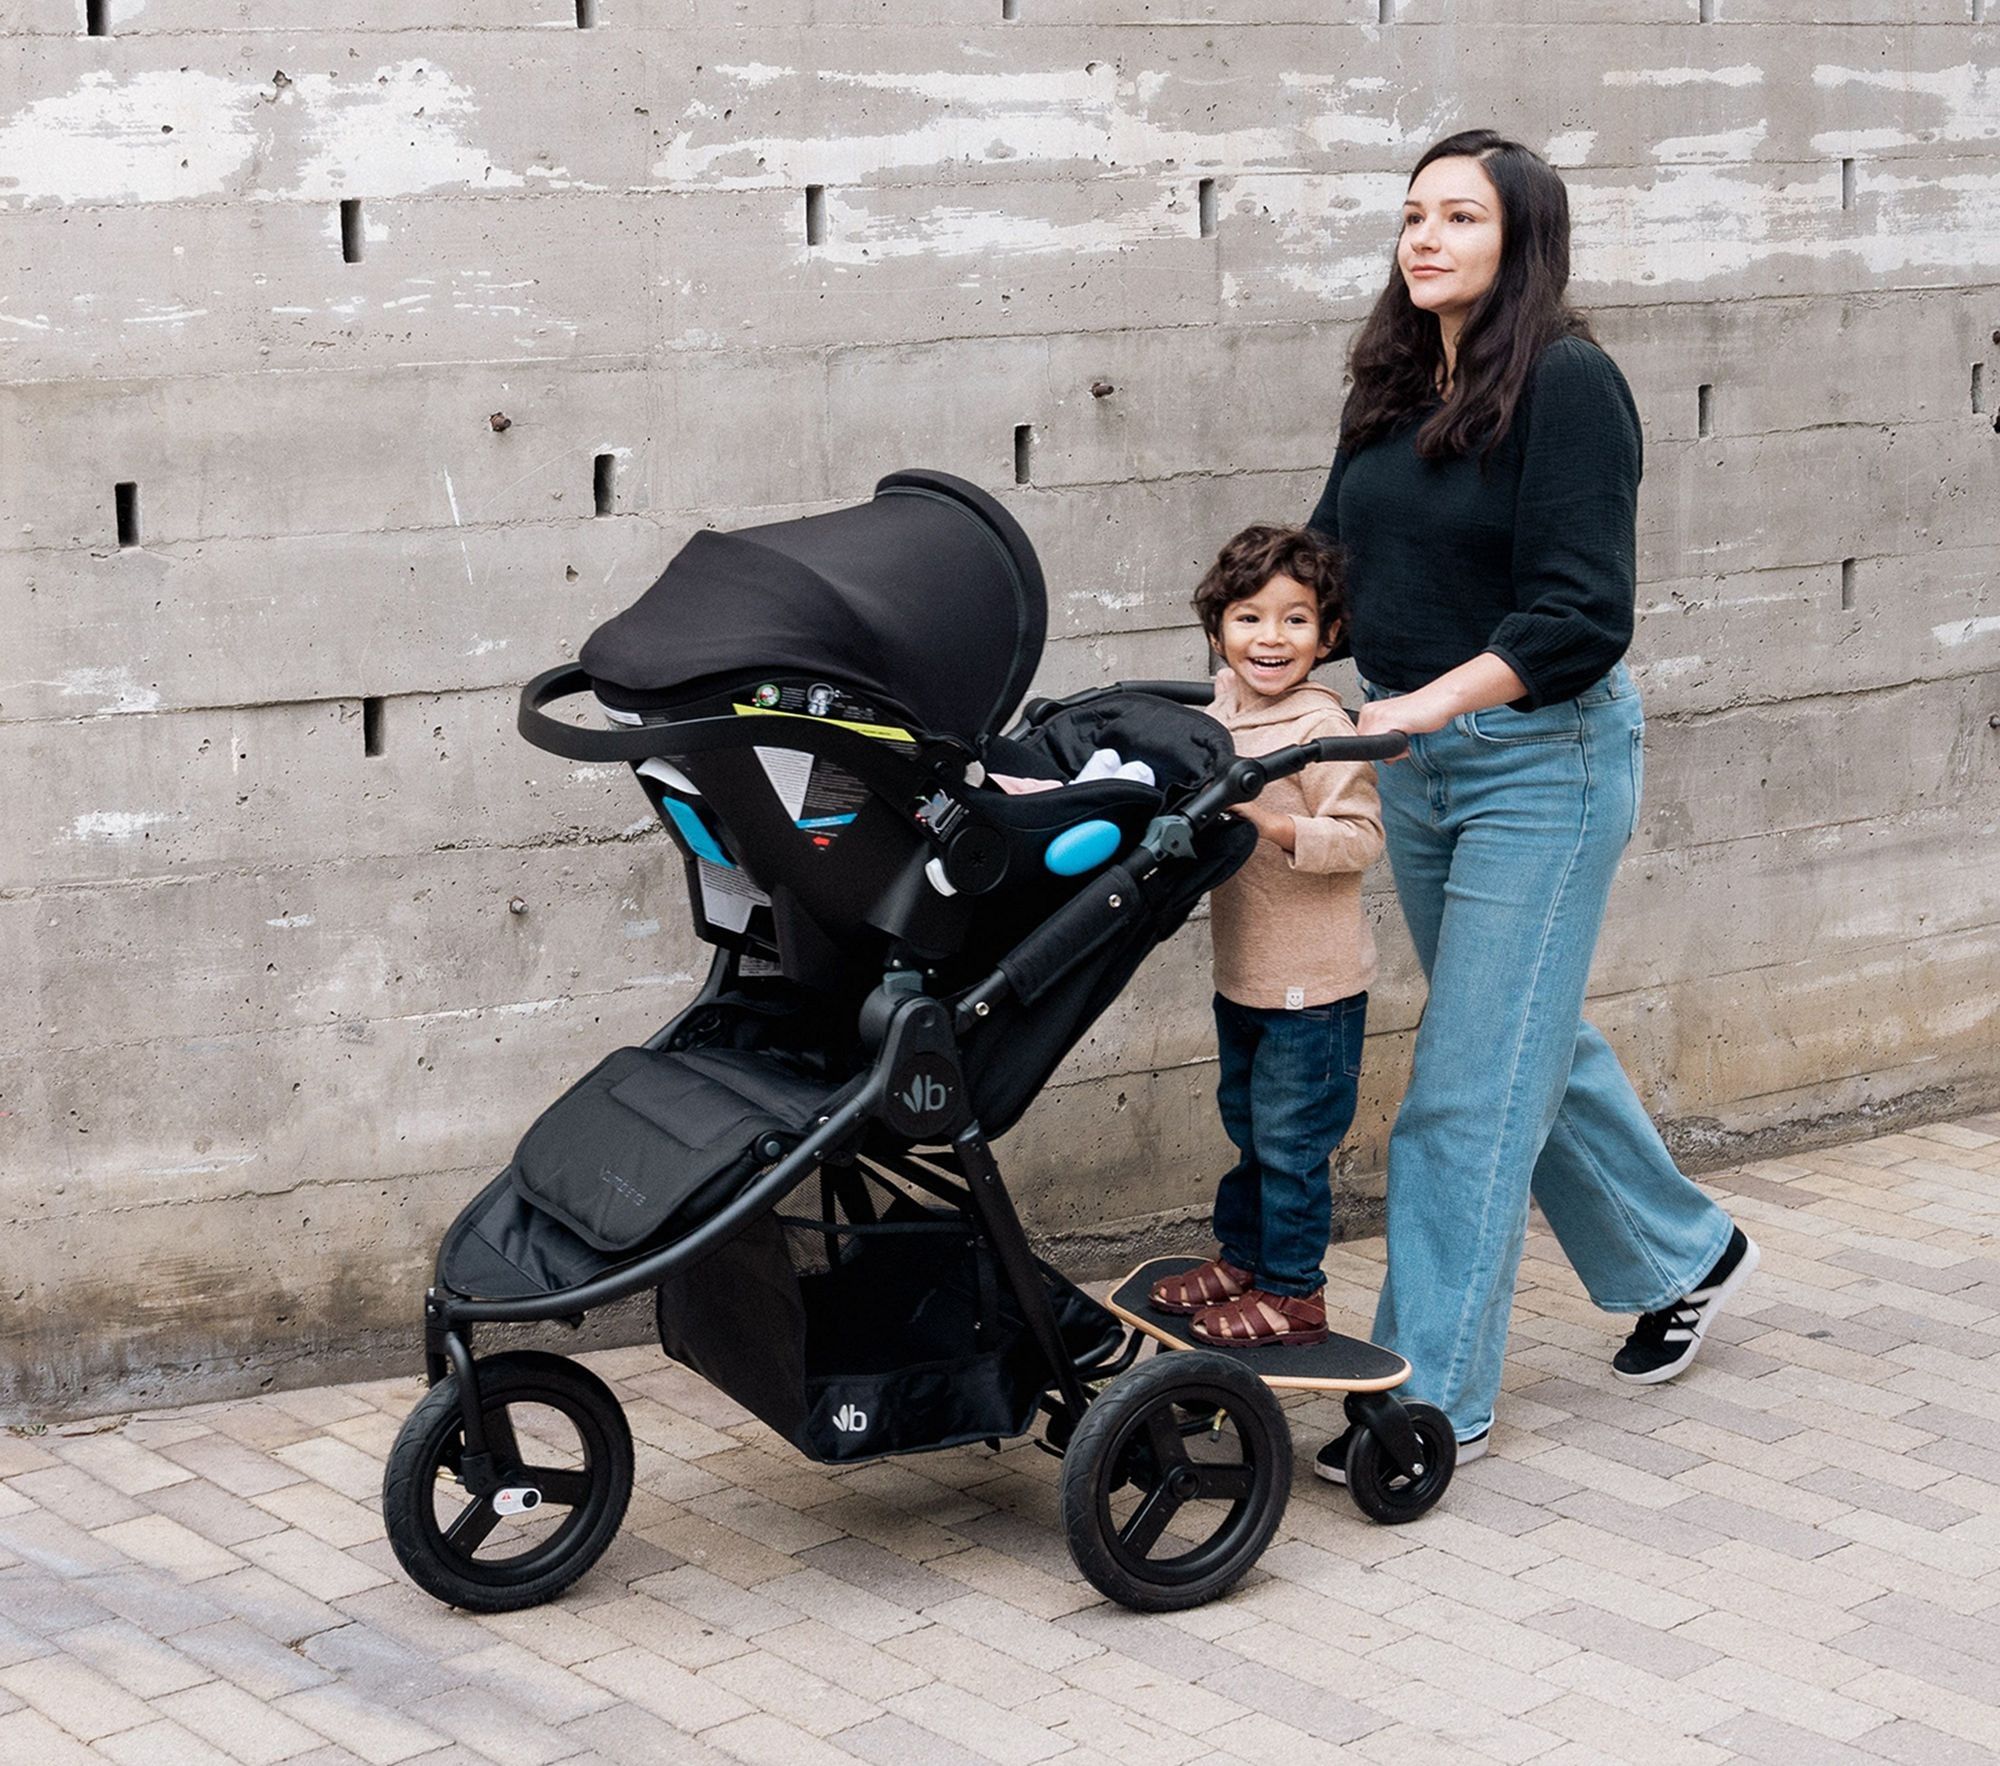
[3,2,1996,1418]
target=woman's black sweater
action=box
[1308,335,1642,709]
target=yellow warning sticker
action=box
[732,704,916,746]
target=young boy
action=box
[1149,524,1384,1346]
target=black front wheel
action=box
[1060,1349,1290,1612]
[1342,1399,1455,1524]
[383,1350,633,1611]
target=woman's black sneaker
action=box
[1314,1425,1486,1484]
[1612,1225,1760,1385]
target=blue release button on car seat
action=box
[661,797,732,868]
[1044,819,1122,877]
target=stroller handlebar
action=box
[1176,732,1409,828]
[1299,732,1412,765]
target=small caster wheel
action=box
[1343,1399,1455,1524]
[1060,1350,1290,1612]
[383,1350,633,1611]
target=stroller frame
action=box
[386,475,1452,1614]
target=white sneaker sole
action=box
[1315,1429,1486,1485]
[1614,1233,1761,1385]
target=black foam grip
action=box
[995,863,1143,1007]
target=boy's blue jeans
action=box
[1212,990,1368,1297]
[1366,665,1734,1443]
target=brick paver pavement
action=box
[4,1117,1998,1765]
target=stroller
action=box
[382,470,1454,1616]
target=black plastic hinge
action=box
[1143,815,1195,861]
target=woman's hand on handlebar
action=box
[1355,653,1533,756]
[1355,691,1448,755]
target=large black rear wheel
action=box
[1060,1349,1290,1612]
[383,1350,633,1612]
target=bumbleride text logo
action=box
[833,1403,869,1433]
[599,1168,647,1206]
[899,1075,950,1117]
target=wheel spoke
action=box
[442,1492,501,1553]
[1118,1482,1183,1556]
[520,1466,592,1508]
[1143,1409,1190,1475]
[1194,1463,1255,1503]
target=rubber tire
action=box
[383,1350,633,1612]
[1060,1350,1290,1612]
[1343,1400,1456,1524]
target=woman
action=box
[1308,130,1756,1477]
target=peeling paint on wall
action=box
[0,71,260,206]
[0,60,562,209]
[285,62,534,202]
[1935,616,2000,647]
[1605,66,1765,90]
[1812,61,2000,152]
[68,810,174,841]
[1576,164,2000,288]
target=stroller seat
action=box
[436,1044,852,1303]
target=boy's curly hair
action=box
[1191,524,1348,647]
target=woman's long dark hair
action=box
[1340,129,1593,461]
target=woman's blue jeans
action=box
[1366,665,1733,1443]
[1212,991,1368,1296]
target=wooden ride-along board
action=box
[1108,1257,1411,1393]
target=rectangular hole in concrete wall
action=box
[1198,178,1217,239]
[85,0,109,33]
[576,0,597,23]
[805,185,827,247]
[1002,0,1019,16]
[1013,425,1034,486]
[1840,159,1856,211]
[1974,363,1986,413]
[362,697,386,758]
[1840,558,1857,611]
[1975,0,1987,23]
[115,482,139,548]
[340,199,363,263]
[1377,0,1393,21]
[1698,0,1715,20]
[593,453,616,515]
[1697,384,1714,438]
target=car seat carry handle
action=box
[516,665,949,804]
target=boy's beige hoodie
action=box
[1204,667,1384,1010]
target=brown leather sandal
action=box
[1190,1288,1330,1347]
[1149,1257,1252,1317]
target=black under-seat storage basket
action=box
[655,1170,1121,1464]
